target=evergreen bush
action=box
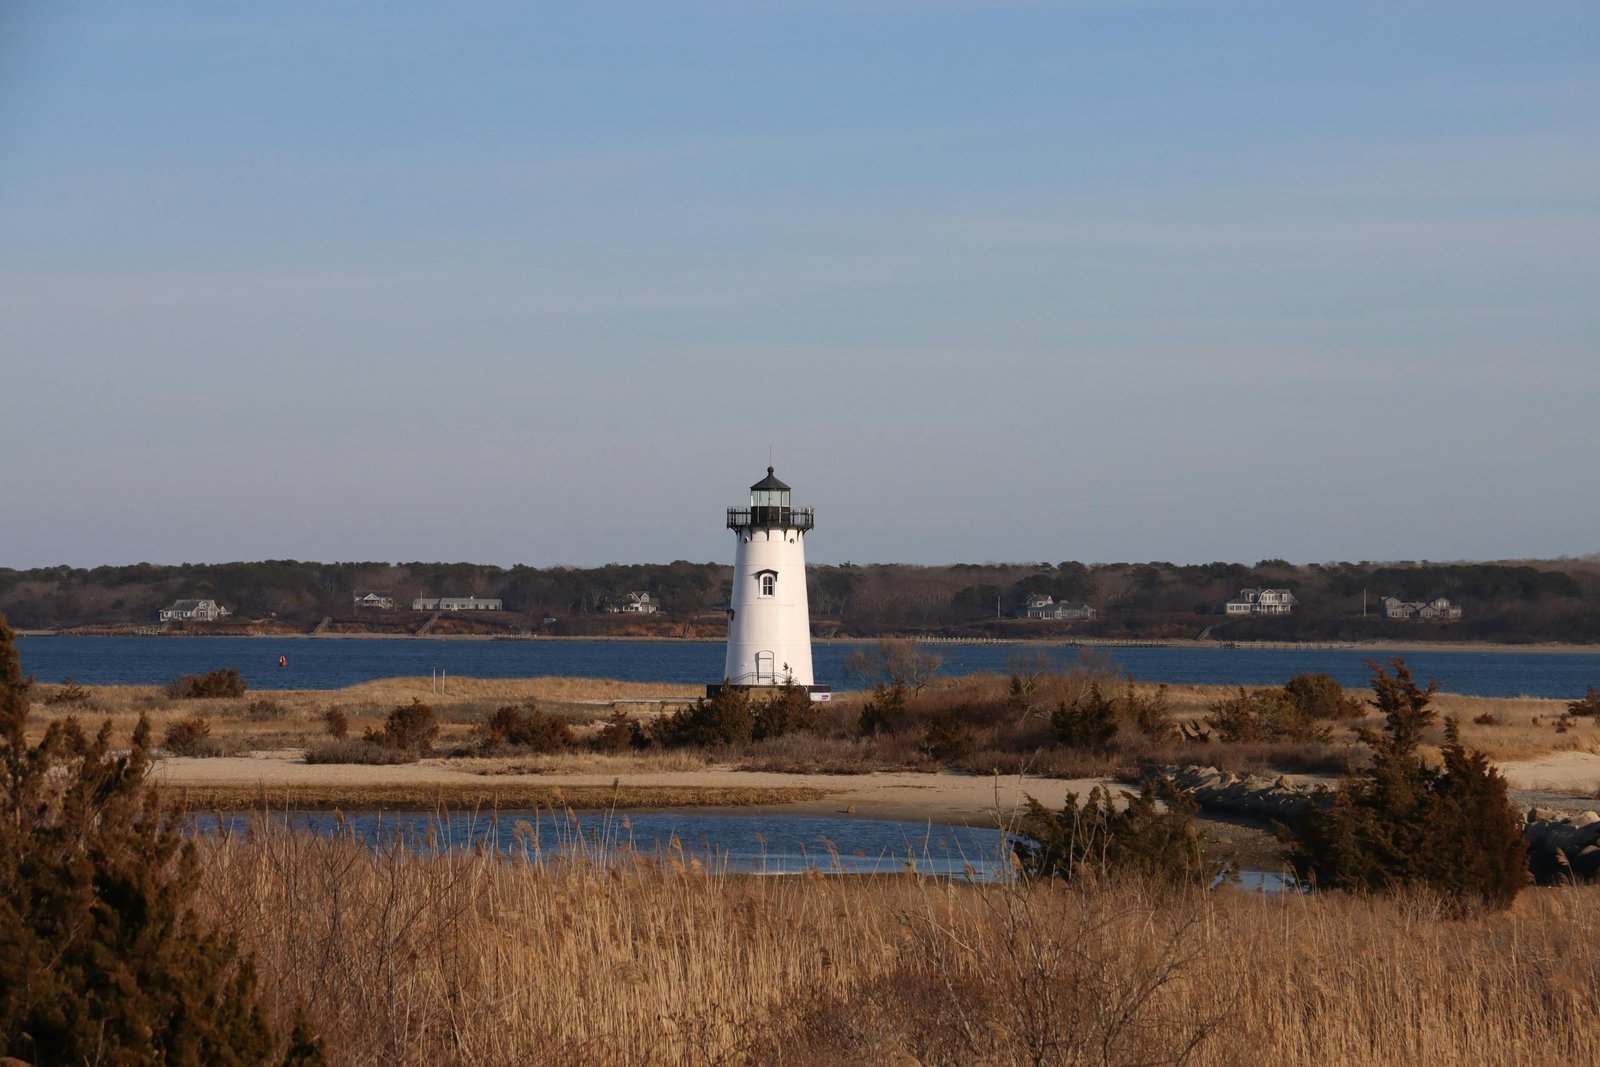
[1203,687,1333,744]
[479,703,573,753]
[1282,672,1364,719]
[753,683,820,741]
[1284,659,1527,914]
[857,682,909,737]
[1567,685,1600,718]
[1013,778,1229,888]
[1049,683,1119,749]
[166,668,248,699]
[590,710,648,753]
[321,706,349,739]
[364,698,439,754]
[651,685,754,747]
[0,615,321,1065]
[163,714,214,756]
[922,710,976,763]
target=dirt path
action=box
[1499,751,1600,793]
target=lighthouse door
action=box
[754,651,775,685]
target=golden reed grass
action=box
[199,819,1600,1066]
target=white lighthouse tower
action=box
[718,467,828,698]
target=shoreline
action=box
[19,629,1600,655]
[154,755,1122,826]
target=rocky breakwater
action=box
[1160,765,1323,821]
[1163,764,1600,885]
[1523,808,1600,883]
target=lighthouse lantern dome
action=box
[750,467,791,510]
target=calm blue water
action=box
[16,634,1600,698]
[193,809,1296,889]
[198,809,1010,879]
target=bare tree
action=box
[843,637,944,694]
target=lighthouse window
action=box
[760,573,775,597]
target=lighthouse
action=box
[717,467,828,699]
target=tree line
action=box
[2,556,1598,642]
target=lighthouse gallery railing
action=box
[726,506,815,531]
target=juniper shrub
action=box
[480,703,573,753]
[0,615,321,1065]
[1284,659,1527,914]
[167,668,248,699]
[364,698,439,754]
[1013,777,1230,888]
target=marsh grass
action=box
[195,816,1600,1066]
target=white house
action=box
[158,599,232,623]
[606,591,659,614]
[412,596,504,611]
[1018,595,1096,620]
[352,591,395,610]
[1224,588,1298,615]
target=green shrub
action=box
[1049,683,1119,749]
[0,616,320,1065]
[590,711,648,753]
[163,715,214,756]
[166,668,248,699]
[1013,777,1230,888]
[652,686,754,747]
[479,703,573,753]
[304,739,418,766]
[1282,672,1364,719]
[1568,685,1600,717]
[321,706,349,739]
[364,698,439,754]
[246,698,287,721]
[754,683,820,741]
[1204,687,1333,744]
[857,682,909,737]
[42,677,89,705]
[1284,659,1528,915]
[922,710,976,763]
[1120,681,1174,739]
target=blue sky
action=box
[2,2,1596,568]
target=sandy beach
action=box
[154,752,1119,826]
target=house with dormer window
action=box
[605,591,660,614]
[1381,595,1462,621]
[1017,594,1097,620]
[158,599,232,623]
[1224,588,1298,615]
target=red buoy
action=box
[278,655,288,668]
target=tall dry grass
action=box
[199,818,1600,1066]
[25,676,697,750]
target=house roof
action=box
[166,599,202,611]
